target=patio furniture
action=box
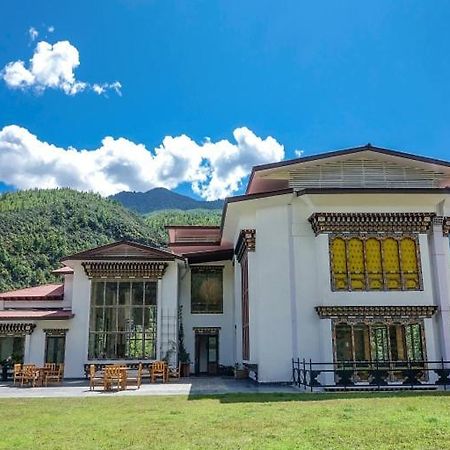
[126,363,143,390]
[44,364,64,386]
[151,361,168,383]
[104,365,127,391]
[44,363,57,371]
[13,364,23,385]
[89,364,104,391]
[21,365,38,387]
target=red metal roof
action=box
[0,284,64,301]
[0,310,74,320]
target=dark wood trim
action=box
[185,249,233,264]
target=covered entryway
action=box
[194,328,219,376]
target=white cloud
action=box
[48,26,55,33]
[0,125,285,200]
[294,149,304,158]
[1,40,121,96]
[28,27,38,41]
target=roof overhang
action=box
[0,310,74,320]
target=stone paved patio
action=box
[0,377,298,398]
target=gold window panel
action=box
[329,234,422,292]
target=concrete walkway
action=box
[0,377,298,399]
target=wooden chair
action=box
[89,364,103,391]
[126,363,143,390]
[44,363,57,371]
[21,365,38,387]
[151,361,168,383]
[44,364,64,386]
[104,365,123,390]
[13,364,23,385]
[168,363,181,380]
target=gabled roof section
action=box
[247,144,450,194]
[166,225,221,247]
[0,284,64,301]
[61,240,182,261]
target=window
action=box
[0,336,24,364]
[330,235,421,291]
[241,253,250,360]
[45,335,66,364]
[334,322,424,363]
[191,267,223,314]
[88,281,157,359]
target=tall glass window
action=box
[191,267,223,314]
[88,281,157,359]
[334,322,424,363]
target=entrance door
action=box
[195,333,219,375]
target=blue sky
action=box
[1,0,450,199]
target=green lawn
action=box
[1,392,450,449]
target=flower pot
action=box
[180,362,190,377]
[234,368,248,379]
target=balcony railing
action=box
[292,358,450,391]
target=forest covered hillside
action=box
[0,189,220,292]
[110,187,223,214]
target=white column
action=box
[287,203,299,358]
[156,279,163,360]
[24,333,32,363]
[429,217,450,361]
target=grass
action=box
[1,392,450,449]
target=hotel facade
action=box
[1,145,450,383]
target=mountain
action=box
[0,188,221,293]
[110,187,223,214]
[0,188,158,292]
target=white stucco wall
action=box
[179,260,235,374]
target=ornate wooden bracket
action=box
[315,305,437,320]
[309,212,436,235]
[235,229,256,262]
[0,323,36,335]
[82,261,168,279]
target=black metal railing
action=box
[292,358,450,391]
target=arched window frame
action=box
[329,233,423,292]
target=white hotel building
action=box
[1,144,450,384]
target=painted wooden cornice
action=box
[0,323,36,335]
[82,261,168,279]
[309,212,436,235]
[235,229,256,262]
[315,305,438,320]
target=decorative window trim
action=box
[309,212,435,236]
[442,217,450,236]
[44,329,68,337]
[82,261,168,279]
[0,323,35,335]
[235,229,256,262]
[193,327,220,335]
[315,305,438,320]
[329,233,424,292]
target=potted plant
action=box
[178,306,191,377]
